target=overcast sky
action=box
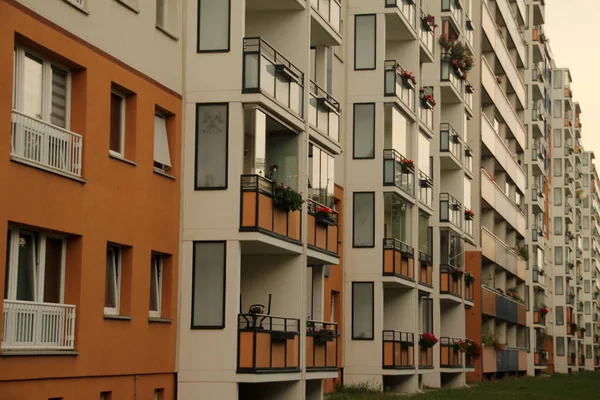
[545,0,600,156]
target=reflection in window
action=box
[309,144,335,207]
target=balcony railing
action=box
[383,149,414,196]
[309,80,340,142]
[383,238,415,281]
[418,171,433,207]
[384,60,415,112]
[465,282,474,302]
[440,193,463,230]
[242,37,304,118]
[534,349,548,367]
[382,331,415,369]
[310,0,341,34]
[441,54,465,95]
[533,266,545,286]
[240,175,302,243]
[306,320,338,371]
[442,0,464,28]
[464,145,473,173]
[440,265,463,298]
[465,81,474,110]
[237,314,300,373]
[533,307,546,326]
[11,110,83,178]
[385,0,417,29]
[1,300,76,351]
[307,199,339,256]
[419,11,435,55]
[419,338,433,368]
[440,123,463,164]
[418,252,433,287]
[419,86,434,130]
[481,227,526,280]
[440,337,463,368]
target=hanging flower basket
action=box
[419,88,436,109]
[401,159,415,172]
[421,14,438,32]
[451,268,465,280]
[465,209,475,220]
[315,205,337,226]
[540,307,549,315]
[419,332,438,348]
[401,70,416,89]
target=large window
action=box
[354,15,376,70]
[554,159,562,176]
[553,100,562,118]
[353,103,375,158]
[109,90,126,157]
[556,306,564,325]
[195,103,228,189]
[554,188,562,206]
[192,241,226,328]
[197,0,230,52]
[554,129,562,147]
[554,217,562,235]
[105,245,122,315]
[556,337,565,356]
[422,298,433,333]
[352,282,373,339]
[154,112,172,172]
[149,254,164,318]
[4,228,65,304]
[555,246,563,265]
[353,192,375,247]
[418,132,430,176]
[554,70,562,89]
[309,144,335,207]
[585,280,590,293]
[556,276,563,295]
[585,302,591,315]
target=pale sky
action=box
[545,0,600,156]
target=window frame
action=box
[109,89,126,158]
[149,253,163,318]
[194,103,229,190]
[104,245,122,316]
[197,0,232,53]
[191,241,226,329]
[354,14,377,71]
[351,282,374,340]
[153,111,172,172]
[156,0,167,29]
[352,192,375,248]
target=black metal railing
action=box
[440,192,462,229]
[383,149,415,196]
[382,331,415,369]
[306,320,339,371]
[440,337,462,368]
[309,80,341,142]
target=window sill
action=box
[104,314,133,321]
[156,25,179,41]
[153,167,176,180]
[109,153,137,167]
[116,0,140,14]
[10,155,87,184]
[149,317,172,324]
[1,350,79,357]
[62,0,89,15]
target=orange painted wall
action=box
[323,185,344,393]
[0,1,180,398]
[465,250,483,383]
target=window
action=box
[584,238,589,250]
[585,302,591,315]
[352,282,373,339]
[554,217,562,235]
[553,100,562,118]
[584,217,590,229]
[553,158,562,176]
[586,344,592,358]
[353,103,375,158]
[583,153,589,166]
[554,129,562,147]
[353,192,375,247]
[195,103,228,189]
[13,46,70,128]
[556,306,564,325]
[154,112,172,171]
[105,245,122,315]
[191,241,226,328]
[585,280,590,293]
[354,15,376,70]
[556,337,565,356]
[4,228,65,304]
[422,298,433,333]
[308,144,335,207]
[586,323,591,337]
[555,247,563,264]
[109,90,126,157]
[554,70,562,89]
[156,0,175,32]
[556,276,563,295]
[583,174,589,187]
[525,328,530,351]
[525,285,530,310]
[197,0,231,52]
[584,259,590,272]
[554,188,562,206]
[154,389,164,400]
[149,254,163,318]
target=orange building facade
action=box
[0,1,181,399]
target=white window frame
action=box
[109,90,126,158]
[104,245,122,316]
[149,253,163,318]
[5,227,66,303]
[156,0,167,29]
[13,45,71,129]
[153,111,172,171]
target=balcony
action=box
[439,193,463,231]
[440,54,464,103]
[532,0,545,25]
[385,0,417,35]
[531,185,544,214]
[464,145,473,174]
[464,208,473,237]
[531,64,545,101]
[531,104,545,138]
[440,265,463,300]
[242,38,304,119]
[418,87,434,131]
[533,307,546,327]
[11,110,83,178]
[240,175,302,244]
[383,238,415,283]
[237,314,300,373]
[418,11,435,62]
[534,349,548,367]
[308,81,341,144]
[382,331,415,369]
[440,337,463,368]
[1,300,76,351]
[383,149,415,197]
[418,252,433,287]
[306,320,338,372]
[310,0,342,46]
[418,339,433,368]
[439,123,463,169]
[306,199,339,257]
[532,266,545,287]
[465,281,474,302]
[441,0,463,32]
[465,81,474,114]
[418,171,433,208]
[530,143,546,177]
[384,60,416,113]
[568,352,575,366]
[481,227,526,280]
[481,170,527,236]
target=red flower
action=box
[316,205,333,214]
[540,307,549,315]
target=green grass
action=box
[326,372,600,400]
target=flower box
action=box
[401,159,415,172]
[401,70,416,89]
[419,332,438,348]
[313,330,336,344]
[421,14,438,32]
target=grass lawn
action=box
[326,372,600,400]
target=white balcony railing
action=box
[11,110,83,177]
[2,300,76,351]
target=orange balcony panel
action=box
[383,248,415,281]
[519,350,528,370]
[307,214,339,256]
[440,342,462,368]
[465,283,475,302]
[419,346,433,368]
[483,348,497,373]
[306,335,338,371]
[440,267,463,297]
[382,331,415,369]
[482,288,497,316]
[532,29,539,41]
[518,303,527,325]
[419,262,433,287]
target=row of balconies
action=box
[382,334,474,370]
[482,286,527,325]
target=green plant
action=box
[273,182,304,212]
[519,246,529,261]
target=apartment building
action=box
[0,0,182,399]
[177,1,344,400]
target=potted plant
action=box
[540,306,549,315]
[419,332,438,348]
[463,339,482,360]
[400,158,415,172]
[570,322,578,332]
[315,205,336,226]
[451,267,465,280]
[464,209,475,220]
[421,14,438,31]
[401,70,416,89]
[273,183,304,212]
[464,272,475,285]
